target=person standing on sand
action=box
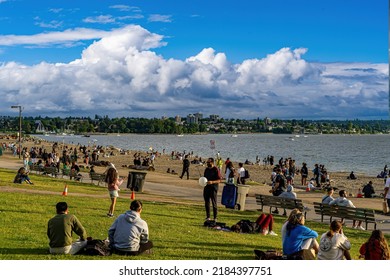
[300,162,308,187]
[383,177,390,214]
[203,158,221,221]
[179,155,190,180]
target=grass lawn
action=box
[0,168,376,260]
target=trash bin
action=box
[236,185,250,211]
[127,171,147,192]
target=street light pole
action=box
[11,105,22,159]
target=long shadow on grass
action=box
[1,247,49,255]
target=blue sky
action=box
[0,0,388,119]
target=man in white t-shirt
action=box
[329,190,364,230]
[383,177,390,213]
[237,162,246,185]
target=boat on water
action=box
[231,134,238,137]
[177,134,184,137]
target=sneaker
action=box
[268,231,278,236]
[261,229,269,235]
[107,213,114,217]
[357,226,365,230]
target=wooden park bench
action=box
[89,172,106,186]
[313,202,377,230]
[42,166,59,177]
[30,164,43,174]
[61,169,83,181]
[255,194,308,218]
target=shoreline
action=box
[1,135,387,196]
[1,135,389,216]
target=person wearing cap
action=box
[282,208,319,260]
[329,190,365,230]
[108,200,153,255]
[322,187,336,204]
[278,185,297,216]
[270,168,286,214]
[279,185,297,200]
[47,202,88,255]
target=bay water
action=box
[36,133,390,176]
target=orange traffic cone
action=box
[62,184,68,196]
[130,190,135,200]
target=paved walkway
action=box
[2,155,390,233]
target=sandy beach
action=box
[1,135,387,213]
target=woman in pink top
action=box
[105,167,125,217]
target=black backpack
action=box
[82,239,111,256]
[231,220,257,233]
[244,169,250,179]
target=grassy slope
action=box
[0,168,372,260]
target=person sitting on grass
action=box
[317,220,351,260]
[13,167,33,184]
[282,209,319,260]
[255,213,278,236]
[108,200,153,256]
[359,229,390,260]
[47,202,88,255]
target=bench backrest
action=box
[313,202,376,222]
[256,194,304,210]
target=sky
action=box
[0,0,388,120]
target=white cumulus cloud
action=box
[0,24,387,119]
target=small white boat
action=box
[231,134,238,137]
[177,134,184,137]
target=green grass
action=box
[0,168,377,260]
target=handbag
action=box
[382,201,389,214]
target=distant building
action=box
[264,117,272,125]
[186,114,197,124]
[194,112,203,121]
[210,114,220,122]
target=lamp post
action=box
[11,105,22,159]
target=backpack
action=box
[254,249,284,260]
[231,220,257,233]
[82,239,111,256]
[244,169,250,179]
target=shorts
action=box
[109,190,119,198]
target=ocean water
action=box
[36,133,390,176]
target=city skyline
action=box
[0,0,388,120]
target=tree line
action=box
[0,115,389,135]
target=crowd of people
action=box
[278,208,390,260]
[4,138,390,260]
